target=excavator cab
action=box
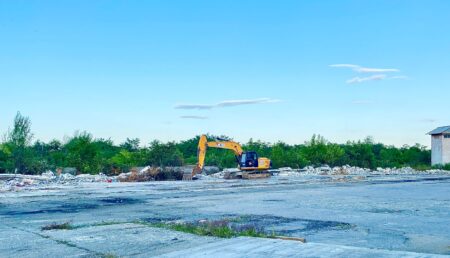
[239,151,259,169]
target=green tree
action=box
[401,144,430,167]
[5,112,34,173]
[177,136,200,163]
[270,142,308,168]
[303,135,344,166]
[64,132,102,174]
[45,140,65,169]
[341,139,376,168]
[120,138,140,152]
[109,150,136,173]
[0,144,11,173]
[147,141,184,167]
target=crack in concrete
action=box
[5,224,116,258]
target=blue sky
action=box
[1,0,449,147]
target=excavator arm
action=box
[192,135,243,177]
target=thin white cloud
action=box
[180,115,208,120]
[175,98,280,110]
[346,74,408,84]
[358,67,399,73]
[329,64,359,69]
[389,75,409,80]
[216,98,280,107]
[330,64,400,73]
[347,74,387,84]
[174,104,214,110]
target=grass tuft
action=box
[147,219,271,239]
[41,222,74,231]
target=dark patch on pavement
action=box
[99,197,141,205]
[229,214,355,235]
[369,176,450,185]
[368,208,406,214]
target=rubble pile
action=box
[208,168,240,179]
[118,166,160,182]
[208,165,449,178]
[117,166,220,182]
[0,165,221,191]
[1,165,447,191]
[274,165,448,176]
[0,171,113,192]
[117,166,183,182]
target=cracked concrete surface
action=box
[1,175,449,257]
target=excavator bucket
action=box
[182,165,202,181]
[182,173,193,181]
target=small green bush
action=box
[443,163,450,171]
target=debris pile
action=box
[209,165,449,179]
[117,166,197,182]
[118,166,160,182]
[0,165,221,192]
[208,168,240,179]
[275,165,448,176]
[1,165,447,191]
[117,166,221,182]
[0,171,113,192]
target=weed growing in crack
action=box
[41,222,74,231]
[145,219,270,239]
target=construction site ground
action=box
[1,174,449,257]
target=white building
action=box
[428,126,450,166]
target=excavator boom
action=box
[192,135,243,176]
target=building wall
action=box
[443,135,450,164]
[431,135,442,165]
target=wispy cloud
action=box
[180,115,208,120]
[330,64,400,73]
[389,75,409,80]
[175,98,280,110]
[346,74,408,84]
[217,98,279,107]
[346,74,387,84]
[174,104,214,110]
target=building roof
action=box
[428,126,450,135]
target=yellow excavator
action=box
[191,135,272,179]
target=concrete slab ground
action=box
[1,175,449,257]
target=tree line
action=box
[1,112,445,175]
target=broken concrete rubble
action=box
[276,165,446,176]
[117,166,220,182]
[1,165,448,192]
[0,172,113,192]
